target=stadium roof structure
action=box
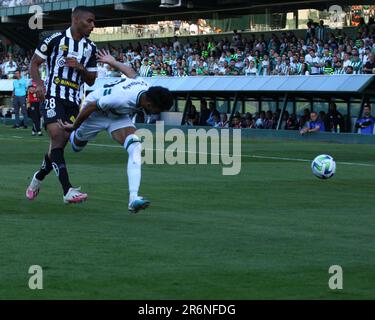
[1,0,372,26]
[87,75,375,99]
[0,0,371,50]
[87,74,375,128]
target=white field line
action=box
[0,135,375,168]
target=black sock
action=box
[50,148,72,195]
[35,154,53,181]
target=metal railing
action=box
[89,23,210,42]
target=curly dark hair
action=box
[146,86,174,112]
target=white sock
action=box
[70,131,84,152]
[124,134,142,204]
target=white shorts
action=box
[75,111,135,142]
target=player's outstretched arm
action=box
[58,101,98,132]
[97,49,137,79]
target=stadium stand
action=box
[2,18,375,80]
[1,4,375,135]
[87,74,375,133]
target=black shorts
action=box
[41,96,79,128]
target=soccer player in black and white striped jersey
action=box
[26,6,97,204]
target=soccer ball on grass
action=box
[311,154,336,179]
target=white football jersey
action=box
[84,77,149,116]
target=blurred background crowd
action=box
[1,14,375,135]
[2,17,375,79]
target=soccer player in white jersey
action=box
[59,49,174,213]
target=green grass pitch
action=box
[0,125,374,299]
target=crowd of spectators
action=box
[1,15,375,135]
[0,41,34,79]
[96,18,375,78]
[183,99,375,135]
[3,17,375,79]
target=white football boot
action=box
[63,187,88,204]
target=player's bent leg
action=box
[26,142,54,200]
[26,152,52,200]
[69,113,104,153]
[47,122,70,150]
[69,130,88,152]
[63,112,106,203]
[27,97,87,203]
[111,127,150,214]
[48,123,72,195]
[48,123,87,203]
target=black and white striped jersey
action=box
[35,27,97,106]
